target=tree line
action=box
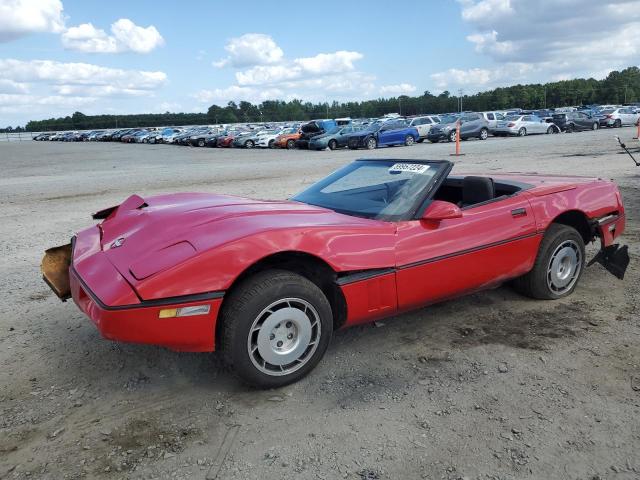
[16,66,640,132]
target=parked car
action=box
[479,112,504,132]
[600,107,640,128]
[42,159,628,388]
[294,120,338,149]
[346,120,419,149]
[406,116,441,142]
[493,115,560,136]
[427,113,490,142]
[551,112,600,132]
[256,128,295,148]
[308,125,362,150]
[274,129,302,149]
[188,128,219,147]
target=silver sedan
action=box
[493,115,559,136]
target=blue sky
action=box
[1,0,640,126]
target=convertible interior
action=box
[433,175,527,208]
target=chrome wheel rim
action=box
[519,128,526,136]
[367,138,376,149]
[247,298,321,376]
[480,129,488,139]
[406,136,414,145]
[547,240,582,294]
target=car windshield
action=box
[292,160,447,220]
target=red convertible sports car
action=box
[42,159,628,387]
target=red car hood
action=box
[99,192,385,283]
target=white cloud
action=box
[0,59,167,90]
[435,0,640,92]
[0,0,64,42]
[294,51,363,75]
[0,79,29,94]
[61,18,164,54]
[214,33,283,68]
[379,83,417,96]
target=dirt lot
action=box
[1,131,639,480]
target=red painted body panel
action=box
[70,268,220,352]
[67,171,626,352]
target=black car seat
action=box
[461,176,495,207]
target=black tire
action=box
[518,127,527,137]
[478,128,489,140]
[592,122,599,131]
[365,137,377,149]
[512,224,585,300]
[448,130,457,142]
[615,119,622,128]
[566,124,574,133]
[546,126,555,134]
[286,139,296,149]
[268,139,275,149]
[328,139,337,150]
[245,140,254,149]
[197,138,205,147]
[404,135,415,146]
[219,270,333,388]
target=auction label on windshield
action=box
[389,163,430,174]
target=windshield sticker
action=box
[389,163,430,174]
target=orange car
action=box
[274,129,301,149]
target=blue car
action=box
[346,120,419,149]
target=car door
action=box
[394,193,538,310]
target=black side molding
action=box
[336,267,395,286]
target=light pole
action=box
[458,89,463,112]
[398,97,402,116]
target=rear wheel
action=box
[245,139,255,149]
[219,270,333,388]
[479,128,489,140]
[404,135,415,146]
[592,122,599,130]
[513,224,585,300]
[448,130,457,142]
[286,139,296,149]
[268,139,275,148]
[328,139,337,150]
[546,126,555,134]
[366,137,377,149]
[518,127,527,137]
[197,138,205,147]
[615,119,622,128]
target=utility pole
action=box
[458,89,463,112]
[398,97,402,116]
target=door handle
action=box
[511,208,527,217]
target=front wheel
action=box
[479,128,489,140]
[404,135,415,146]
[592,122,599,131]
[245,140,254,149]
[546,126,556,134]
[328,139,337,150]
[512,224,585,300]
[219,270,333,388]
[286,139,296,149]
[448,130,457,142]
[197,139,205,147]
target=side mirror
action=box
[422,200,462,221]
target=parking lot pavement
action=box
[1,129,639,479]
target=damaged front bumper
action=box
[41,243,72,300]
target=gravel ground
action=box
[1,130,639,480]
